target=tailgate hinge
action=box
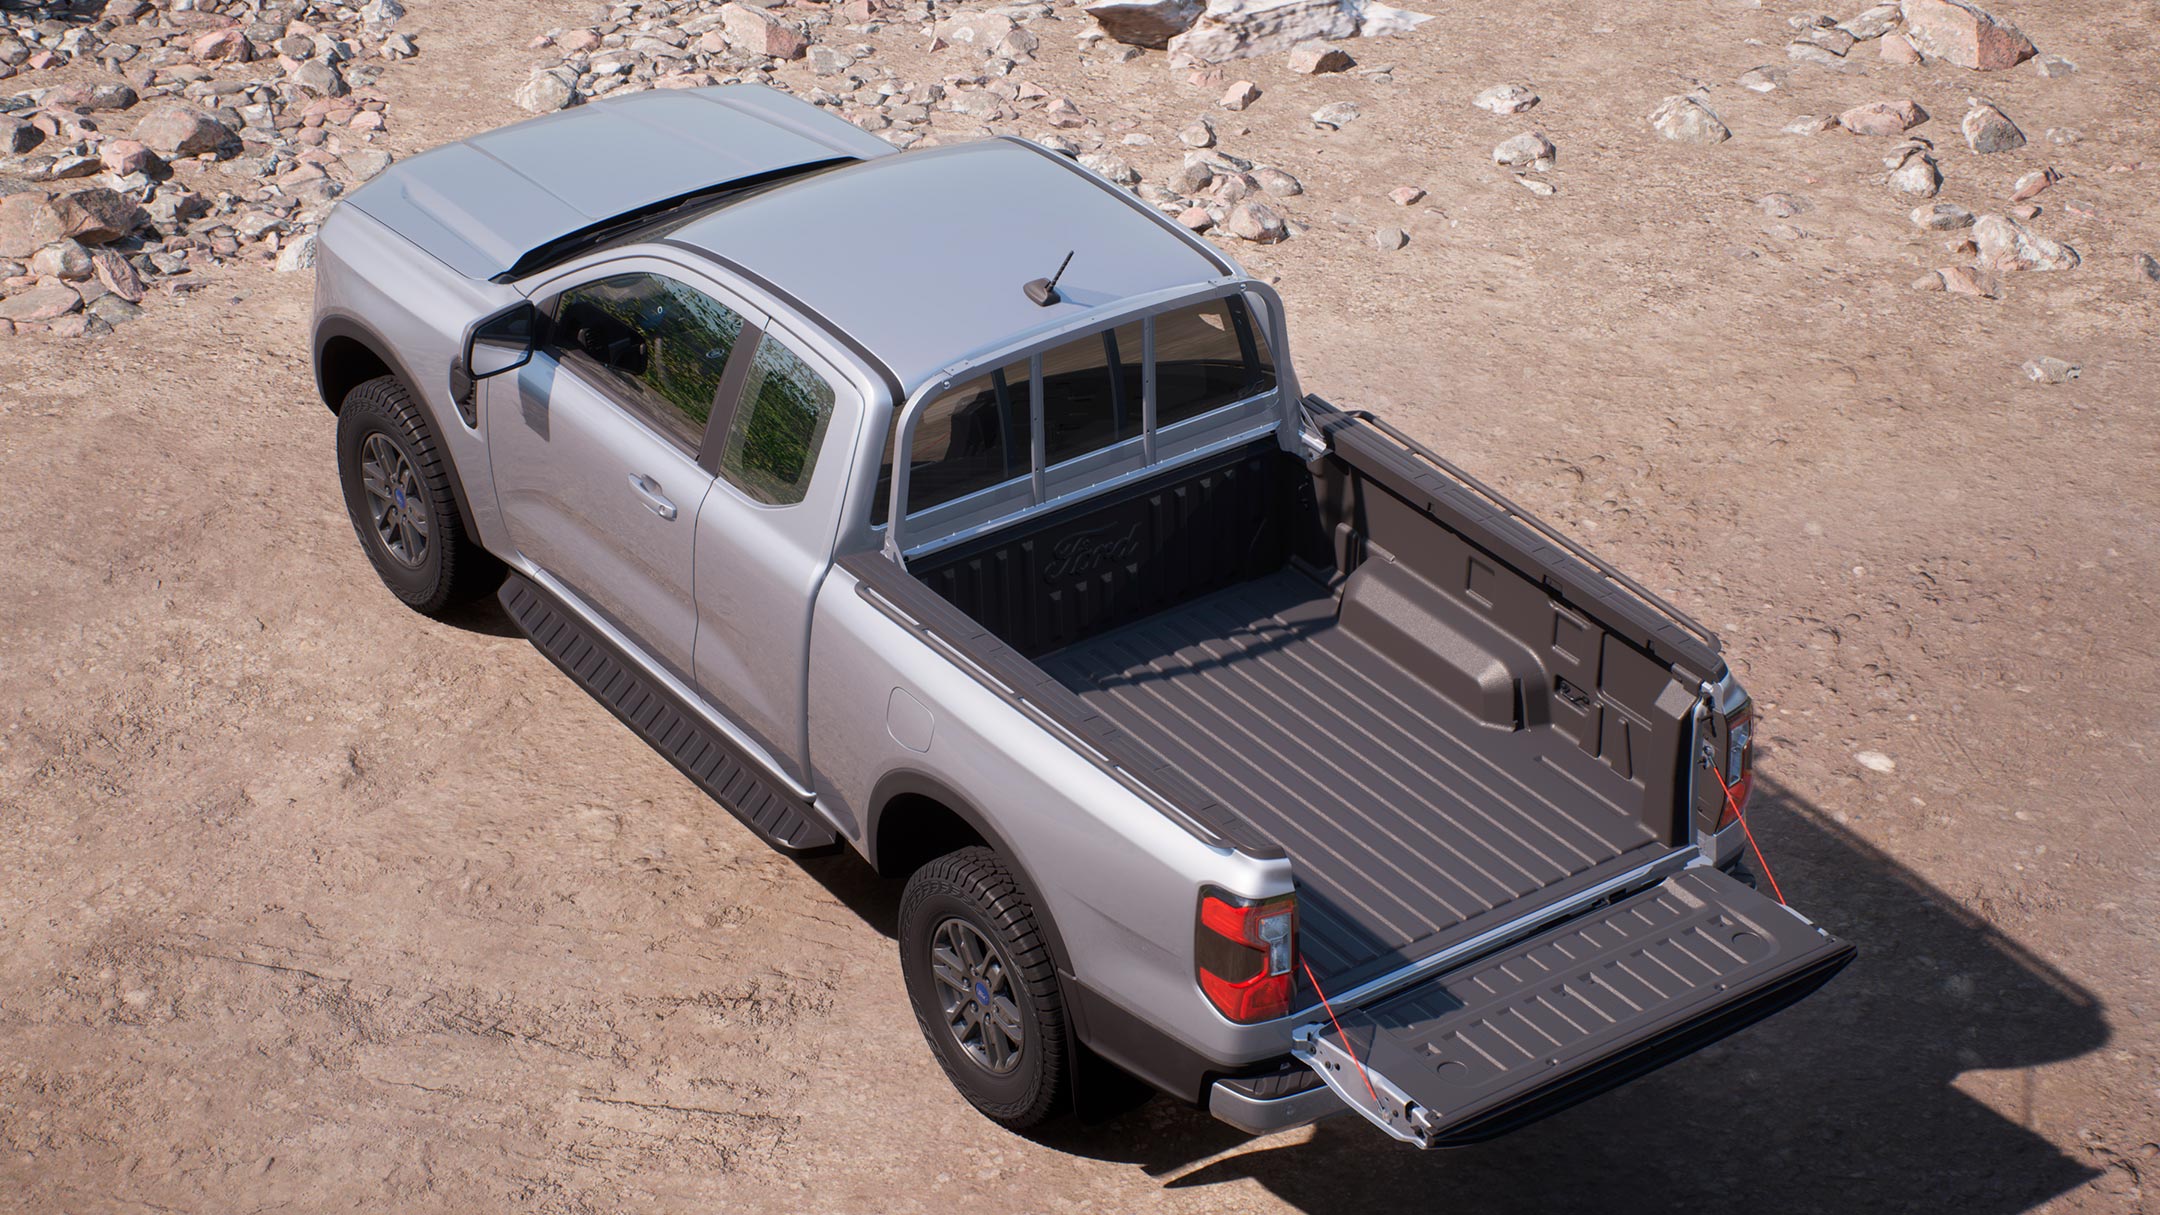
[1289,1024,1436,1148]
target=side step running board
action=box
[498,574,840,856]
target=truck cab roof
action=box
[664,138,1234,392]
[344,85,1238,396]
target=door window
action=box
[546,272,744,454]
[718,333,838,506]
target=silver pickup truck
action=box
[311,85,1853,1146]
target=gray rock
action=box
[293,59,349,98]
[1176,157,1215,191]
[1961,102,2024,153]
[1759,192,1811,217]
[1911,201,1974,229]
[1974,213,2077,272]
[1078,150,1139,185]
[1736,66,1784,93]
[1886,146,1941,196]
[0,114,40,154]
[1787,40,1850,68]
[1798,25,1857,53]
[1372,226,1405,250]
[1784,114,1839,134]
[2135,252,2160,283]
[1083,0,1203,49]
[2020,356,2078,384]
[1649,95,1730,144]
[87,293,142,324]
[276,232,318,272]
[1253,166,1301,196]
[342,148,395,181]
[809,45,853,75]
[1178,117,1216,148]
[1840,3,1902,39]
[1516,176,1557,197]
[1225,199,1287,243]
[515,68,580,113]
[1492,131,1556,167]
[27,237,92,280]
[1470,83,1538,115]
[2033,53,2075,78]
[1310,101,1359,130]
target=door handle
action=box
[628,473,678,521]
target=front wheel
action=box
[899,847,1071,1129]
[335,375,501,616]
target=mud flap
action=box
[1291,865,1853,1147]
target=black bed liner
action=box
[1039,569,1666,989]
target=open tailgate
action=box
[1292,866,1854,1147]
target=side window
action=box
[873,361,1032,524]
[545,272,743,454]
[1152,297,1275,429]
[718,334,837,506]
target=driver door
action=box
[488,259,762,680]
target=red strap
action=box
[1711,763,1787,905]
[1301,957,1381,1107]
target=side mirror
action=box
[465,301,537,379]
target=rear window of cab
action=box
[875,296,1275,525]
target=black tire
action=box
[899,847,1071,1130]
[335,375,502,616]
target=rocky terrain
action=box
[1,0,2156,1211]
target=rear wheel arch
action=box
[867,771,1073,981]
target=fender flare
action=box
[312,312,484,547]
[865,769,1073,983]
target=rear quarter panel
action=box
[806,564,1301,1069]
[312,203,523,554]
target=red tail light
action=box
[1196,887,1297,1023]
[1716,712,1756,830]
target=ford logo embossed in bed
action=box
[1043,522,1141,581]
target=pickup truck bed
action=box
[904,402,1717,995]
[1040,567,1665,988]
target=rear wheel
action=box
[335,375,501,615]
[899,847,1070,1129]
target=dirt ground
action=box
[3,0,2157,1210]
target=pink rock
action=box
[99,139,160,176]
[1879,31,1922,63]
[557,29,603,54]
[1389,186,1425,205]
[720,3,808,60]
[1900,0,2036,70]
[0,282,83,322]
[190,27,254,62]
[1219,80,1260,111]
[1839,99,1928,135]
[1225,200,1287,243]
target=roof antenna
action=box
[1024,250,1074,307]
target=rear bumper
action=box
[1208,1075,1347,1136]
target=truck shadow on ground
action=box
[812,777,2108,1214]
